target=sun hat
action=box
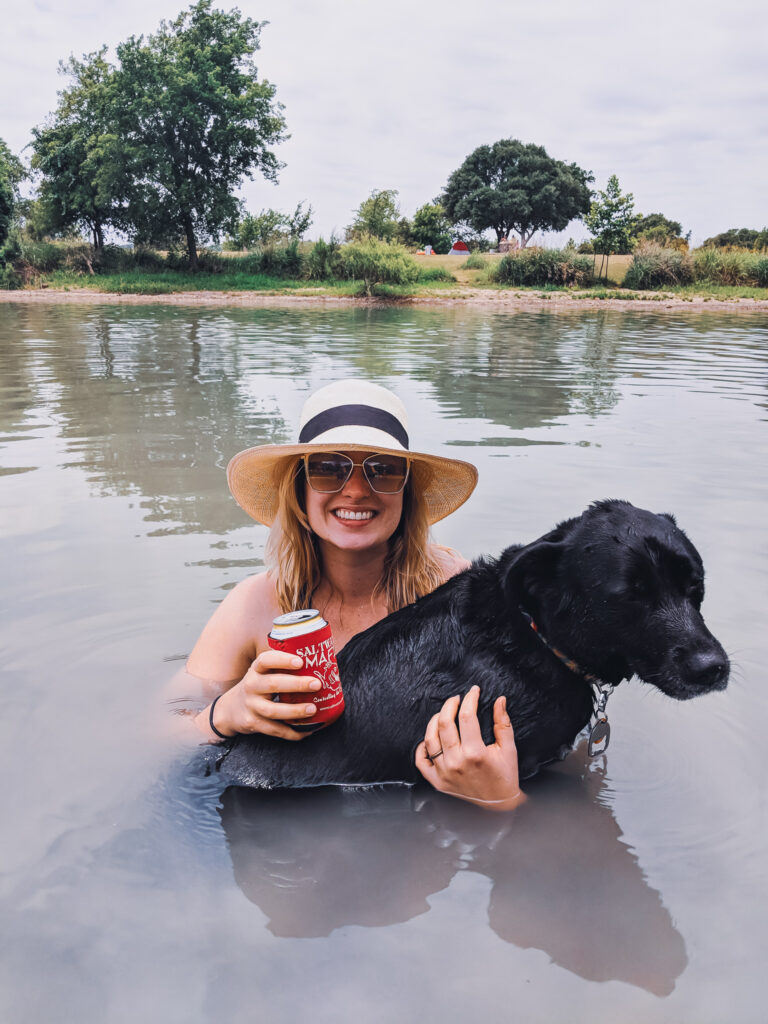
[227,379,478,526]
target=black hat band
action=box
[298,404,409,449]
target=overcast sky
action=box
[3,0,766,245]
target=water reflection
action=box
[2,305,767,539]
[221,746,686,996]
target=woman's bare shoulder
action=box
[186,570,278,680]
[430,544,472,581]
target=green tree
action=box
[584,174,638,279]
[410,202,452,253]
[441,139,593,247]
[31,49,123,251]
[347,189,400,241]
[632,213,689,249]
[702,227,768,250]
[225,201,313,249]
[113,0,287,268]
[633,213,682,239]
[0,138,25,250]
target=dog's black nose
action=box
[684,649,730,691]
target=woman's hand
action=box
[195,650,321,742]
[415,686,525,811]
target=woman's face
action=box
[303,451,405,554]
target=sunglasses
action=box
[303,452,410,494]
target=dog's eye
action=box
[628,578,649,598]
[685,583,704,605]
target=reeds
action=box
[624,243,768,289]
[489,247,593,287]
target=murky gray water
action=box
[1,303,766,1022]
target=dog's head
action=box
[506,500,730,699]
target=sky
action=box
[2,0,767,246]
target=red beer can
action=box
[268,609,345,731]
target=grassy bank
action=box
[12,268,768,303]
[3,241,767,303]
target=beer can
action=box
[267,609,344,731]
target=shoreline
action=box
[2,286,768,313]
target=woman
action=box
[188,379,524,811]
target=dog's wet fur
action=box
[217,500,729,787]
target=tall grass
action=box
[304,236,344,280]
[624,243,768,289]
[489,247,593,287]
[417,266,456,283]
[622,243,693,289]
[692,247,768,286]
[460,253,488,270]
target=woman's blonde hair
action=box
[265,458,446,614]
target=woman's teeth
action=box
[333,509,375,521]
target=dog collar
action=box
[519,608,614,757]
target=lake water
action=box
[1,302,766,1022]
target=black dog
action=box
[216,500,729,787]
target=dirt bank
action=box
[2,287,768,313]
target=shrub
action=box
[754,257,768,287]
[460,253,488,270]
[0,263,21,289]
[340,237,419,295]
[305,236,344,280]
[62,242,100,275]
[489,247,594,287]
[622,243,693,289]
[97,245,135,272]
[417,266,455,283]
[259,240,305,278]
[691,247,768,286]
[17,240,65,272]
[164,246,192,271]
[195,251,227,274]
[132,247,165,271]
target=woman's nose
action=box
[341,465,372,496]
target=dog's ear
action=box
[502,539,563,609]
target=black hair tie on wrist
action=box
[209,694,229,740]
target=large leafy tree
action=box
[442,139,593,247]
[113,0,287,268]
[31,49,123,251]
[0,138,25,249]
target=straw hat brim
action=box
[227,442,478,527]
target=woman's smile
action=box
[332,507,377,523]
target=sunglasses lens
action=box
[305,454,353,491]
[363,455,409,493]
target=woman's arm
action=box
[415,686,526,812]
[184,573,321,743]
